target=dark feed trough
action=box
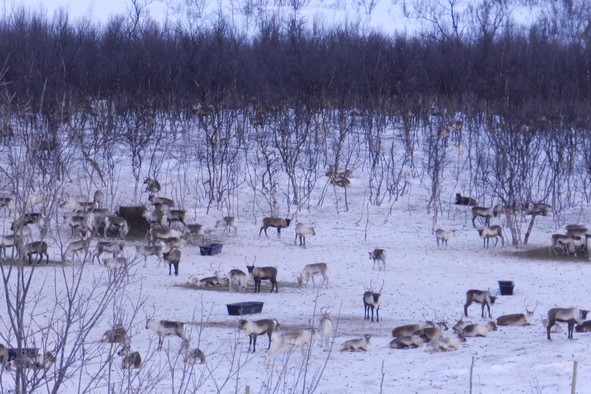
[226,301,264,316]
[498,280,515,296]
[200,243,223,256]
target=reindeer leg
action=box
[464,300,472,317]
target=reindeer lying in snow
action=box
[340,334,371,351]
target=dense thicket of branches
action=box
[0,7,589,121]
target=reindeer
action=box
[93,241,125,263]
[118,345,141,369]
[455,193,477,206]
[144,177,161,193]
[0,234,22,258]
[63,239,91,263]
[392,321,437,337]
[318,307,334,351]
[464,289,497,318]
[102,325,128,344]
[368,248,386,270]
[7,351,56,370]
[0,197,14,216]
[63,213,93,237]
[435,229,455,247]
[389,334,427,349]
[294,222,315,247]
[163,248,181,276]
[179,339,206,364]
[496,303,537,326]
[184,224,205,244]
[148,194,174,210]
[340,334,371,351]
[549,234,578,256]
[163,208,186,228]
[527,202,551,216]
[239,318,280,352]
[229,268,248,292]
[575,320,591,332]
[297,262,328,288]
[93,190,104,208]
[143,209,167,229]
[424,334,466,352]
[471,205,502,227]
[363,280,384,322]
[266,328,316,362]
[259,217,291,238]
[135,244,163,266]
[23,241,49,265]
[12,213,45,231]
[0,344,8,365]
[104,215,129,238]
[546,307,589,340]
[145,319,186,350]
[148,228,183,246]
[246,261,278,293]
[105,256,128,272]
[477,225,504,248]
[462,321,498,337]
[215,216,237,235]
[412,322,448,341]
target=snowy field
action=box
[0,123,590,394]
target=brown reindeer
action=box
[464,289,497,318]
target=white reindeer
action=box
[462,321,498,337]
[294,222,316,247]
[435,229,455,247]
[239,319,280,352]
[229,269,248,292]
[297,262,328,288]
[265,328,316,363]
[477,225,504,248]
[215,216,237,235]
[145,319,186,350]
[318,307,334,351]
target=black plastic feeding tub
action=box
[226,301,264,316]
[498,280,515,296]
[200,243,223,256]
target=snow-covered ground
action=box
[1,125,591,394]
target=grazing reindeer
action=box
[118,345,142,369]
[179,340,206,364]
[239,319,280,352]
[105,257,128,272]
[266,328,316,362]
[340,334,371,351]
[435,229,455,247]
[424,334,466,352]
[246,262,278,293]
[297,263,328,288]
[144,177,161,193]
[184,224,205,244]
[546,308,589,340]
[527,202,551,216]
[477,225,504,248]
[318,307,334,351]
[464,289,497,318]
[163,248,181,276]
[229,268,248,292]
[93,241,125,263]
[455,193,477,206]
[389,334,427,349]
[259,217,292,238]
[471,205,502,227]
[363,280,384,322]
[23,241,49,265]
[102,325,128,343]
[294,222,316,247]
[368,248,386,270]
[63,239,91,262]
[104,215,129,238]
[145,319,186,350]
[215,216,238,235]
[135,244,163,266]
[549,234,578,256]
[462,321,498,337]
